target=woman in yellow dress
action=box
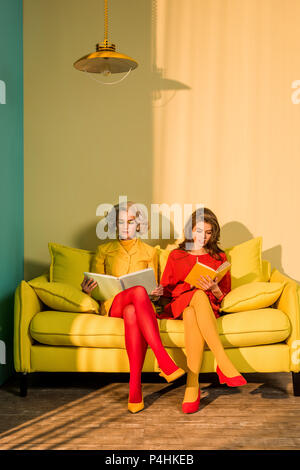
[81,201,185,413]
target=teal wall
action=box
[0,0,24,385]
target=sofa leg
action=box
[292,372,300,396]
[20,372,28,397]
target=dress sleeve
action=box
[216,253,231,303]
[91,244,105,274]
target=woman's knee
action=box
[123,304,137,324]
[124,285,148,301]
[190,289,208,304]
[132,285,148,296]
[182,306,195,322]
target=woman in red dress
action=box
[158,207,247,413]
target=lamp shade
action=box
[73,46,138,74]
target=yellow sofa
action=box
[14,241,300,397]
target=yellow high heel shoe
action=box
[128,398,144,414]
[159,367,186,383]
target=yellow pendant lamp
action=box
[73,0,138,77]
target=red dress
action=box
[159,249,231,319]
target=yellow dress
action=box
[119,238,137,252]
[91,237,159,315]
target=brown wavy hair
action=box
[177,207,224,261]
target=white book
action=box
[83,268,157,302]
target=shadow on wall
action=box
[24,261,49,282]
[24,217,297,284]
[221,221,297,282]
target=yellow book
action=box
[184,260,231,288]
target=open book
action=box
[184,260,231,288]
[83,268,157,302]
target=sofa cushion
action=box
[30,308,290,349]
[224,237,266,288]
[159,309,290,348]
[220,281,286,313]
[30,312,126,348]
[28,279,100,314]
[49,242,95,290]
[47,240,270,291]
[261,259,271,282]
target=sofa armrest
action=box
[14,280,44,373]
[270,268,300,372]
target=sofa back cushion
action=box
[224,236,265,288]
[262,259,271,282]
[49,242,95,289]
[47,238,270,294]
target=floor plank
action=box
[0,372,299,450]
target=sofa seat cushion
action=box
[159,308,290,348]
[30,312,126,348]
[30,308,290,349]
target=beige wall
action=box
[24,0,300,283]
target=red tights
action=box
[109,285,178,403]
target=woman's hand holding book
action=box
[81,275,98,296]
[150,284,164,296]
[196,275,223,299]
[149,284,164,301]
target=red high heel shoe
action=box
[182,389,201,414]
[216,366,247,387]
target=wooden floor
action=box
[0,372,299,450]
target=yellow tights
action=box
[183,289,241,404]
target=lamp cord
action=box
[104,0,108,42]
